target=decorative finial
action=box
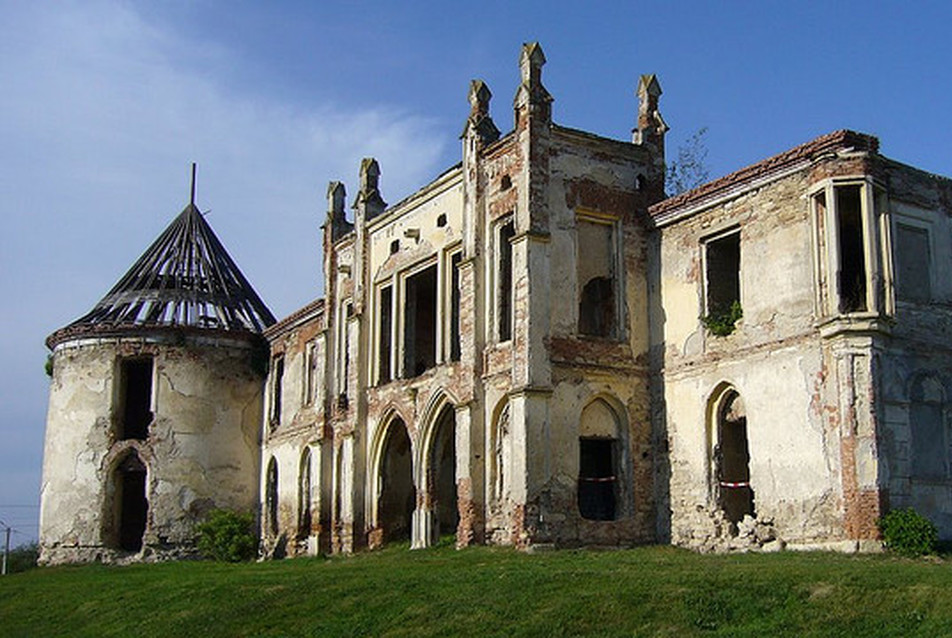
[190,163,197,207]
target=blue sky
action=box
[2,0,950,544]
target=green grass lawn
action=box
[2,543,951,637]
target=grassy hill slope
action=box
[2,543,951,637]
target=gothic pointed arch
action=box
[707,383,754,530]
[298,447,313,540]
[105,448,149,552]
[490,397,512,506]
[265,456,279,536]
[415,391,458,547]
[372,415,415,543]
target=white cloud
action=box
[0,0,450,539]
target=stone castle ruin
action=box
[40,43,952,563]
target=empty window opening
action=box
[577,218,617,338]
[578,439,616,521]
[378,286,393,383]
[577,399,622,521]
[115,453,148,552]
[430,408,458,538]
[377,418,415,543]
[705,232,740,317]
[338,301,352,405]
[304,342,318,406]
[404,265,438,377]
[333,449,344,534]
[500,174,512,191]
[450,252,462,361]
[390,239,400,255]
[896,223,931,303]
[437,213,447,228]
[579,277,615,337]
[836,185,867,313]
[119,358,153,440]
[813,191,831,313]
[910,376,947,481]
[270,356,284,427]
[715,391,754,531]
[298,449,312,540]
[497,220,515,341]
[266,457,279,536]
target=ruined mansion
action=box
[40,43,952,563]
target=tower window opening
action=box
[119,358,153,441]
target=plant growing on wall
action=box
[702,300,743,337]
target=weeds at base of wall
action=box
[878,508,938,557]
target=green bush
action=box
[196,510,258,562]
[878,508,938,557]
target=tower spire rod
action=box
[190,162,197,207]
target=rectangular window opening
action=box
[577,218,616,337]
[498,220,515,341]
[119,358,153,440]
[271,356,284,427]
[705,232,741,316]
[404,265,438,377]
[836,185,867,313]
[305,343,316,405]
[578,437,617,521]
[895,223,931,303]
[379,285,393,383]
[450,252,462,361]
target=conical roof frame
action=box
[48,201,275,347]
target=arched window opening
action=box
[430,408,458,538]
[578,399,621,521]
[114,452,148,552]
[377,418,415,543]
[715,390,754,530]
[266,457,279,536]
[492,403,511,504]
[298,449,312,540]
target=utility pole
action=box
[1,519,9,576]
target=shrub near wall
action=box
[196,510,258,562]
[878,508,938,557]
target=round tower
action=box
[40,176,275,564]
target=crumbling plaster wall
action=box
[261,307,327,556]
[656,169,846,550]
[874,165,952,539]
[367,169,463,288]
[507,129,658,547]
[41,335,263,564]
